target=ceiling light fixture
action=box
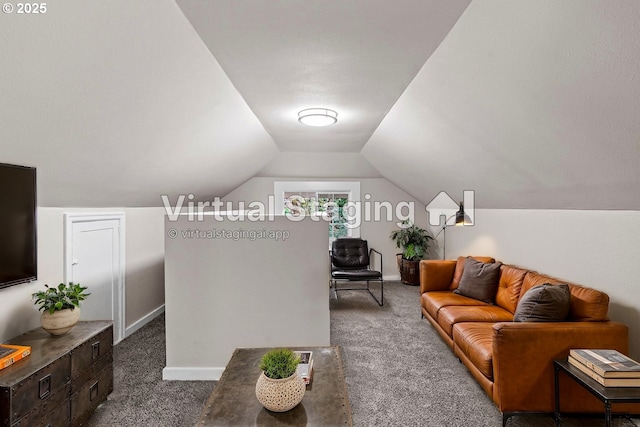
[298,108,338,127]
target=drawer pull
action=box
[90,381,99,401]
[92,341,100,360]
[39,374,51,399]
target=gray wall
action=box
[223,177,432,280]
[163,214,330,379]
[0,207,165,343]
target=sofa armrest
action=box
[492,321,629,413]
[420,260,456,293]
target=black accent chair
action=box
[330,238,383,306]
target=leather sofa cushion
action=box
[495,265,527,314]
[437,305,513,337]
[421,291,487,321]
[450,256,496,290]
[513,283,571,322]
[453,323,495,380]
[521,271,566,294]
[522,272,609,321]
[454,258,502,303]
[420,260,457,293]
[567,284,610,321]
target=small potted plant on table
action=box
[32,282,90,336]
[390,220,434,286]
[255,348,306,412]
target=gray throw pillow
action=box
[513,283,571,322]
[453,257,502,304]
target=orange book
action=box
[0,344,31,371]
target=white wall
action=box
[444,209,640,359]
[223,177,432,280]
[0,207,165,343]
[163,214,330,380]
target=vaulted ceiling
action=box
[1,0,639,209]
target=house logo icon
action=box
[425,190,475,227]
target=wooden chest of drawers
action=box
[0,321,113,426]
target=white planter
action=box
[255,371,306,412]
[41,308,81,336]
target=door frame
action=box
[63,212,126,343]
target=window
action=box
[275,181,361,243]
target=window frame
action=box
[274,181,361,238]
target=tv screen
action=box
[0,163,37,289]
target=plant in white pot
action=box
[255,348,305,412]
[32,282,90,336]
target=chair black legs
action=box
[331,279,384,306]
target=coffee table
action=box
[197,346,352,426]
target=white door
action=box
[65,214,125,343]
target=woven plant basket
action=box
[255,371,305,412]
[399,258,420,286]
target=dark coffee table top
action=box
[197,346,352,426]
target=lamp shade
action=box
[298,108,338,126]
[455,202,471,225]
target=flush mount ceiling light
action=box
[298,108,338,127]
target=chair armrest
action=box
[492,321,629,413]
[419,260,456,293]
[369,248,383,275]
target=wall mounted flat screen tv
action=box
[0,163,37,289]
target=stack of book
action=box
[294,350,314,385]
[568,349,640,387]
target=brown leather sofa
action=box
[420,256,637,425]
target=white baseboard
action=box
[383,274,400,281]
[125,304,165,338]
[162,366,224,381]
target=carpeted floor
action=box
[87,315,214,427]
[86,281,638,426]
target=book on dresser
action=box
[0,344,31,371]
[569,349,640,378]
[294,350,314,385]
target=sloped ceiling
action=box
[0,1,277,207]
[176,0,471,153]
[363,0,640,209]
[2,1,639,209]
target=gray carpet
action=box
[86,281,638,426]
[87,315,214,427]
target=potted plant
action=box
[255,348,305,412]
[390,220,434,285]
[32,282,90,336]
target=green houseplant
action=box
[390,220,434,285]
[32,282,90,336]
[255,348,305,412]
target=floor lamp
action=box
[435,202,468,260]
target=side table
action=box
[554,359,640,427]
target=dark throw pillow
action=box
[453,257,502,304]
[513,283,571,322]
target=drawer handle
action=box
[92,341,100,360]
[90,381,99,401]
[39,374,51,399]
